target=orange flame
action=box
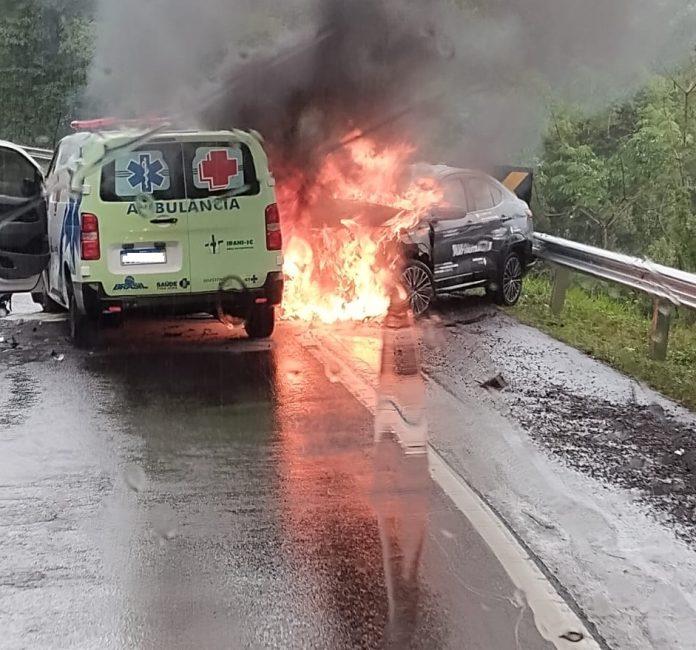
[278,133,443,324]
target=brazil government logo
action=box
[113,276,148,291]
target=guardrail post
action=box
[649,299,673,361]
[550,266,571,315]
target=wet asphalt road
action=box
[0,307,552,649]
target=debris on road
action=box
[443,310,494,329]
[480,373,508,391]
[510,385,696,542]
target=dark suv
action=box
[398,165,534,315]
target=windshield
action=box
[1,1,696,649]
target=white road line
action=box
[302,329,601,650]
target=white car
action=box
[0,140,49,312]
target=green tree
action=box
[0,0,93,147]
[537,69,696,271]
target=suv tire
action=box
[490,251,524,306]
[401,260,435,316]
[245,305,275,339]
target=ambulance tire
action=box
[68,285,99,349]
[244,305,275,339]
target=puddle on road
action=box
[0,369,40,431]
[372,292,430,645]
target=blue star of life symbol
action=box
[127,154,166,193]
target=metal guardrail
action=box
[533,233,696,310]
[532,232,696,360]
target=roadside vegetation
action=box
[513,63,696,405]
[534,70,696,273]
[511,273,696,410]
[0,0,93,146]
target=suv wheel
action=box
[401,261,435,316]
[68,285,99,348]
[245,305,275,339]
[490,252,524,306]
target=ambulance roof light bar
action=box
[70,116,172,132]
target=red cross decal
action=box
[198,149,240,190]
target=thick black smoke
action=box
[202,1,448,173]
[89,0,695,169]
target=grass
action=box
[510,273,696,410]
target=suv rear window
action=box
[100,140,259,202]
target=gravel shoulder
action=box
[423,297,696,541]
[415,296,696,649]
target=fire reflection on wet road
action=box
[0,317,550,649]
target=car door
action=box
[431,173,507,290]
[462,174,507,280]
[45,140,76,304]
[430,174,488,290]
[430,175,467,288]
[0,143,49,293]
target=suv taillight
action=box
[265,203,282,251]
[80,212,100,260]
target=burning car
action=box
[278,136,534,321]
[398,164,534,314]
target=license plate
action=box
[121,247,167,265]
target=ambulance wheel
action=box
[244,305,275,339]
[68,286,99,348]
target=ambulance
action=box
[0,121,284,346]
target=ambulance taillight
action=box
[80,213,100,260]
[265,204,282,251]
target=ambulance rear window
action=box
[183,142,259,199]
[100,141,259,202]
[100,143,184,202]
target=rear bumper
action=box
[75,271,284,318]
